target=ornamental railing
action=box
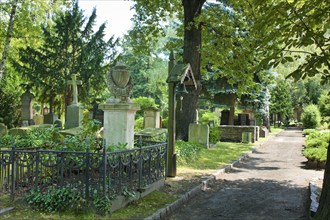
[0,142,167,199]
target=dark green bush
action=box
[209,127,221,144]
[303,131,329,162]
[302,104,321,129]
[0,81,21,129]
[132,96,158,118]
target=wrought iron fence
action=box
[0,142,167,199]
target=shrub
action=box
[304,147,327,162]
[302,129,315,136]
[301,104,321,129]
[209,127,221,144]
[176,141,204,165]
[318,93,330,117]
[132,97,158,118]
[25,187,85,213]
[303,130,329,163]
[162,117,168,128]
[201,111,219,125]
[135,117,144,131]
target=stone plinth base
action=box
[99,102,140,149]
[219,125,259,143]
[65,104,83,129]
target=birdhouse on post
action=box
[166,53,197,177]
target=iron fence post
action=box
[35,150,39,188]
[10,147,15,200]
[85,147,90,199]
[102,144,106,197]
[138,145,142,190]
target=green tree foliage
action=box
[0,0,67,80]
[269,78,293,123]
[301,104,321,129]
[0,78,21,128]
[13,2,117,115]
[318,93,330,118]
[236,0,329,218]
[305,79,323,104]
[236,0,330,84]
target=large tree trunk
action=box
[177,0,205,140]
[0,0,18,80]
[314,141,330,220]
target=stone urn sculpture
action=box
[107,63,133,103]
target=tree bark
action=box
[177,0,205,140]
[0,0,18,80]
[314,141,330,220]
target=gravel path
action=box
[169,129,324,220]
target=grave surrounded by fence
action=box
[0,142,167,202]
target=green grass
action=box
[184,142,253,170]
[0,191,176,219]
[111,191,176,219]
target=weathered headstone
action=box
[99,63,140,149]
[44,113,58,124]
[144,107,160,129]
[259,126,269,138]
[21,88,34,126]
[0,123,7,137]
[220,110,230,125]
[188,123,209,148]
[239,114,249,125]
[65,74,83,129]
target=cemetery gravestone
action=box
[144,107,160,129]
[21,89,34,126]
[65,74,83,129]
[188,123,209,148]
[99,63,140,149]
[220,110,230,125]
[239,114,249,125]
[259,126,269,138]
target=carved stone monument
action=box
[65,74,83,129]
[21,88,34,126]
[99,63,140,149]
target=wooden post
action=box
[167,51,177,177]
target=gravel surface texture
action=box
[168,128,324,220]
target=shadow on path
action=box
[170,178,310,220]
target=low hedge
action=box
[303,130,330,163]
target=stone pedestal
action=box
[65,104,83,129]
[99,102,140,149]
[144,108,160,129]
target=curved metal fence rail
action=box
[0,142,167,199]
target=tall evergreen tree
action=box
[14,1,117,116]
